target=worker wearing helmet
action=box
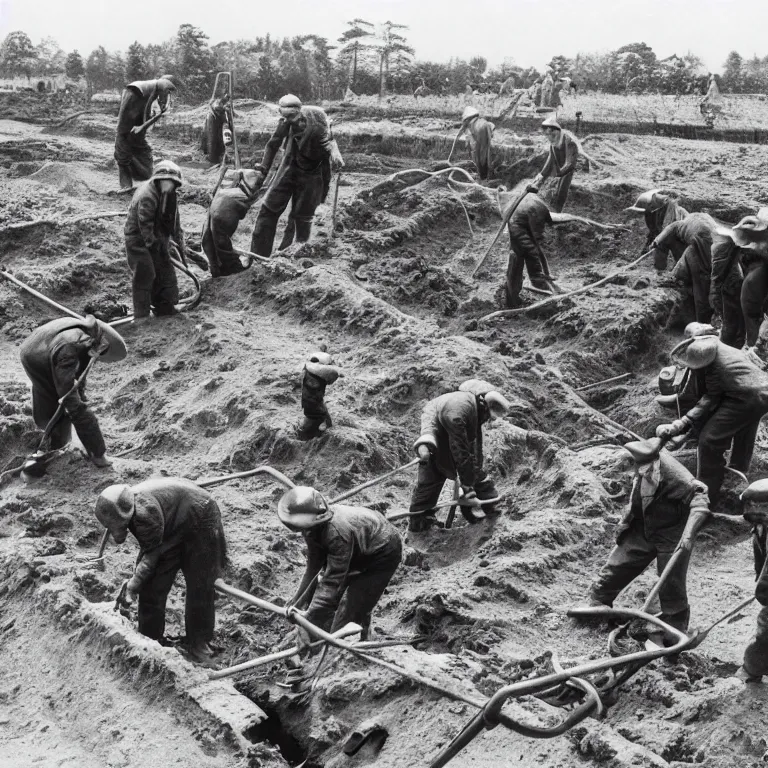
[457,106,495,180]
[625,189,688,255]
[298,347,340,440]
[114,75,177,190]
[530,116,579,212]
[278,487,402,650]
[249,94,344,258]
[123,160,186,323]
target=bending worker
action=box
[124,160,186,323]
[96,478,227,664]
[709,227,745,350]
[277,486,402,647]
[409,379,510,532]
[625,189,688,254]
[531,115,579,213]
[656,325,768,504]
[114,75,176,191]
[457,106,494,180]
[20,316,127,468]
[586,438,710,640]
[299,347,340,440]
[249,94,344,258]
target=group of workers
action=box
[11,74,768,681]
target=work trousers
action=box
[250,164,324,257]
[137,519,224,646]
[697,396,768,502]
[114,131,153,189]
[673,246,713,325]
[125,237,179,318]
[506,220,550,307]
[721,289,746,349]
[201,211,245,278]
[743,604,768,678]
[591,515,691,632]
[330,537,402,640]
[550,172,573,213]
[472,126,493,180]
[741,259,768,347]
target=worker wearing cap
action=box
[95,478,227,664]
[709,228,745,349]
[249,94,344,258]
[299,347,340,440]
[202,169,263,278]
[625,189,689,254]
[737,480,768,681]
[650,212,718,325]
[531,116,579,212]
[409,379,510,532]
[586,439,710,636]
[278,487,402,650]
[20,316,127,468]
[457,106,495,180]
[201,95,234,166]
[656,326,768,503]
[114,75,176,190]
[124,160,186,323]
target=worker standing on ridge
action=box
[650,212,718,325]
[531,115,579,213]
[709,227,745,349]
[249,94,344,259]
[20,316,127,468]
[277,486,402,647]
[656,325,768,504]
[583,439,710,640]
[124,160,186,323]
[114,75,176,191]
[456,106,494,180]
[409,379,510,532]
[737,480,768,682]
[97,478,227,665]
[625,189,688,254]
[540,69,554,108]
[202,169,262,277]
[298,347,340,440]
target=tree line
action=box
[1,24,766,100]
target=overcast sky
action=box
[0,0,763,72]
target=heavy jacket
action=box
[644,199,688,252]
[116,79,174,134]
[293,505,401,631]
[466,116,494,179]
[124,179,184,250]
[540,131,579,180]
[202,185,254,276]
[257,106,334,176]
[710,237,744,312]
[201,101,234,164]
[653,213,716,274]
[414,391,486,487]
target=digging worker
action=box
[19,316,127,468]
[709,228,745,350]
[299,347,340,440]
[737,480,768,682]
[650,212,718,325]
[457,106,494,180]
[277,486,402,646]
[625,189,689,254]
[201,96,233,166]
[409,379,510,532]
[114,75,176,191]
[96,478,227,664]
[531,116,579,213]
[124,160,185,323]
[585,438,711,638]
[656,325,768,504]
[249,94,344,258]
[202,169,262,278]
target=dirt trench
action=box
[1,113,768,768]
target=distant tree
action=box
[0,31,38,77]
[337,19,375,91]
[547,55,571,77]
[65,50,84,80]
[469,56,487,78]
[35,37,65,76]
[85,46,111,91]
[175,23,214,99]
[722,51,743,93]
[125,42,149,83]
[374,21,414,97]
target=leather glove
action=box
[114,579,137,618]
[417,445,432,465]
[656,419,687,440]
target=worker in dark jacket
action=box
[709,229,745,349]
[114,75,176,190]
[651,212,718,325]
[657,327,768,503]
[123,160,185,323]
[20,316,127,468]
[625,189,689,253]
[457,106,494,180]
[278,486,402,647]
[531,115,579,212]
[96,478,227,664]
[738,480,768,681]
[298,347,340,440]
[201,96,233,165]
[249,94,344,258]
[202,169,262,277]
[587,438,710,635]
[409,379,510,532]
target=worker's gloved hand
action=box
[114,580,137,618]
[331,149,345,172]
[460,486,482,508]
[294,618,313,657]
[416,445,432,465]
[656,420,687,440]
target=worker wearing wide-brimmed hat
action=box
[656,323,768,502]
[408,379,511,532]
[457,105,495,180]
[585,438,710,637]
[95,478,227,664]
[531,115,579,212]
[19,316,127,468]
[625,189,689,255]
[277,487,402,651]
[298,347,341,440]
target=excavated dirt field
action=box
[2,104,768,767]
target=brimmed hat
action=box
[684,322,717,339]
[159,75,177,90]
[741,478,768,504]
[277,486,334,530]
[730,208,768,251]
[151,160,183,188]
[462,106,480,122]
[540,115,562,131]
[670,335,718,370]
[94,484,135,543]
[305,350,340,383]
[623,438,663,465]
[237,169,262,197]
[485,391,511,419]
[81,314,128,363]
[459,378,495,396]
[625,189,663,213]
